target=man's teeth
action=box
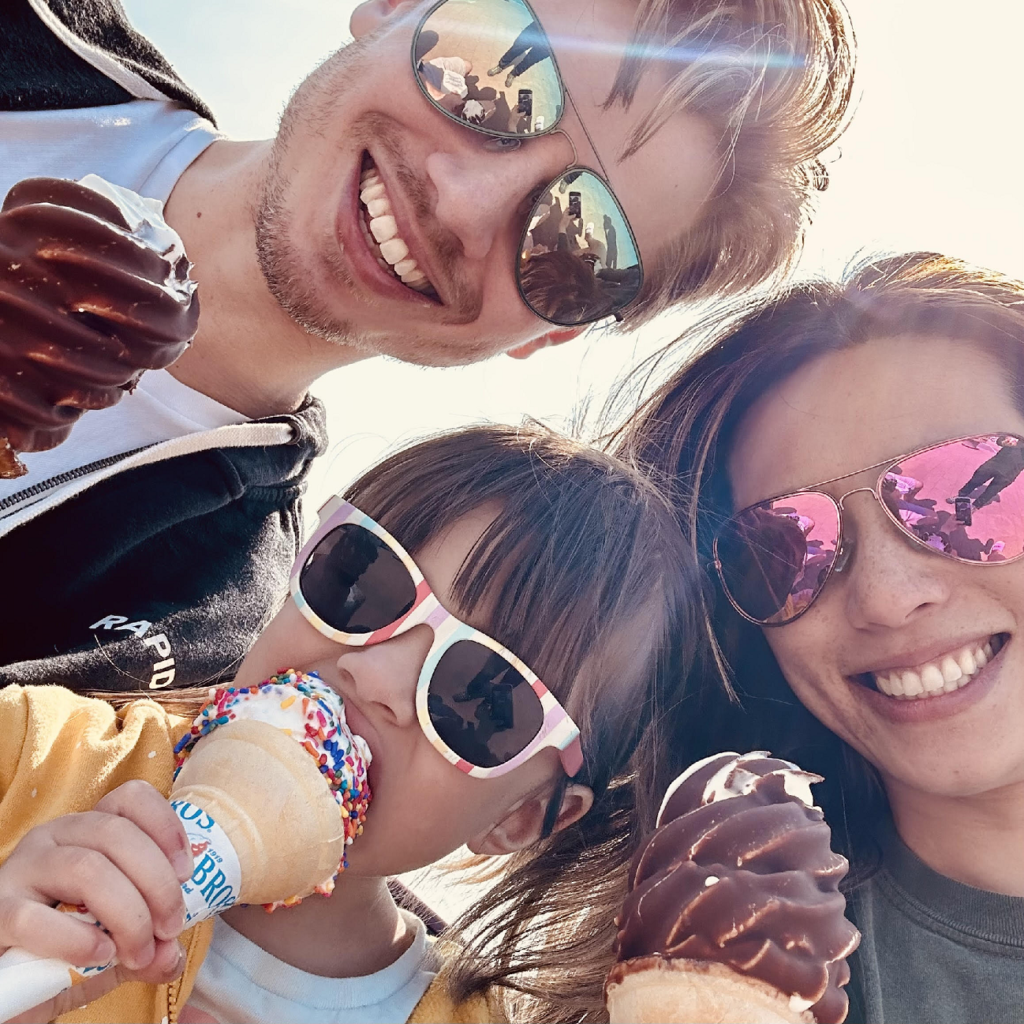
[358,165,433,293]
[872,637,1002,699]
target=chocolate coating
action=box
[0,177,199,477]
[615,753,860,1024]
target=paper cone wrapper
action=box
[606,957,814,1024]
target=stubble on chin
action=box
[253,39,372,348]
[252,29,506,366]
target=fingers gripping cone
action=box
[0,670,371,1020]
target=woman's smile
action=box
[843,633,1009,725]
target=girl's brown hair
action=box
[615,251,1024,880]
[126,422,698,1023]
[345,424,697,1023]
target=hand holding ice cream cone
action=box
[0,670,370,1020]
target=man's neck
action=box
[163,139,367,419]
[887,777,1024,896]
[223,875,414,977]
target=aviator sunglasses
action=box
[714,432,1024,627]
[291,497,583,780]
[410,0,643,326]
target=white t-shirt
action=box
[182,913,439,1024]
[0,371,248,501]
[0,99,237,501]
[0,99,219,204]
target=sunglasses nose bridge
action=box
[835,485,877,510]
[830,486,876,575]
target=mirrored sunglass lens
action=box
[883,434,1024,563]
[427,640,544,768]
[414,0,562,135]
[518,169,640,325]
[717,493,840,624]
[299,524,417,633]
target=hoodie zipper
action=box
[0,444,154,513]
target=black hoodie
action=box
[0,0,331,692]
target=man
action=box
[0,0,854,691]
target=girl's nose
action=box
[335,625,433,727]
[424,135,571,262]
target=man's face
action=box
[255,0,718,365]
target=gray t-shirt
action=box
[846,825,1024,1023]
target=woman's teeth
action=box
[358,163,435,295]
[871,637,1003,700]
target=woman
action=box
[620,252,1024,1023]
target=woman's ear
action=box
[350,0,416,40]
[467,783,594,855]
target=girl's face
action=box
[234,507,580,875]
[728,334,1024,806]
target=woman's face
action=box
[728,334,1024,804]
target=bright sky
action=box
[122,0,1024,918]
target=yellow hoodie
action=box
[0,685,497,1024]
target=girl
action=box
[0,423,695,1024]
[621,252,1024,1023]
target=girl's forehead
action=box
[727,335,1019,510]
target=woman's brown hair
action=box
[120,422,698,1024]
[614,251,1024,881]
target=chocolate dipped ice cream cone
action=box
[606,752,860,1024]
[0,174,199,477]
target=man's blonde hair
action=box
[615,0,856,326]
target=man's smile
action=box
[335,148,442,307]
[358,153,439,299]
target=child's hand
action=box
[0,780,193,974]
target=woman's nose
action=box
[335,626,432,727]
[424,138,569,262]
[838,496,953,629]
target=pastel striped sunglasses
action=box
[290,497,583,780]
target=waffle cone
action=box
[606,957,814,1024]
[170,719,345,906]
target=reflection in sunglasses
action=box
[717,434,1024,625]
[415,0,562,135]
[518,170,640,324]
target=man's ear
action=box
[467,784,594,855]
[350,0,412,39]
[506,327,585,361]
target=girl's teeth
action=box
[366,198,390,218]
[871,639,999,700]
[360,181,385,203]
[394,258,418,276]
